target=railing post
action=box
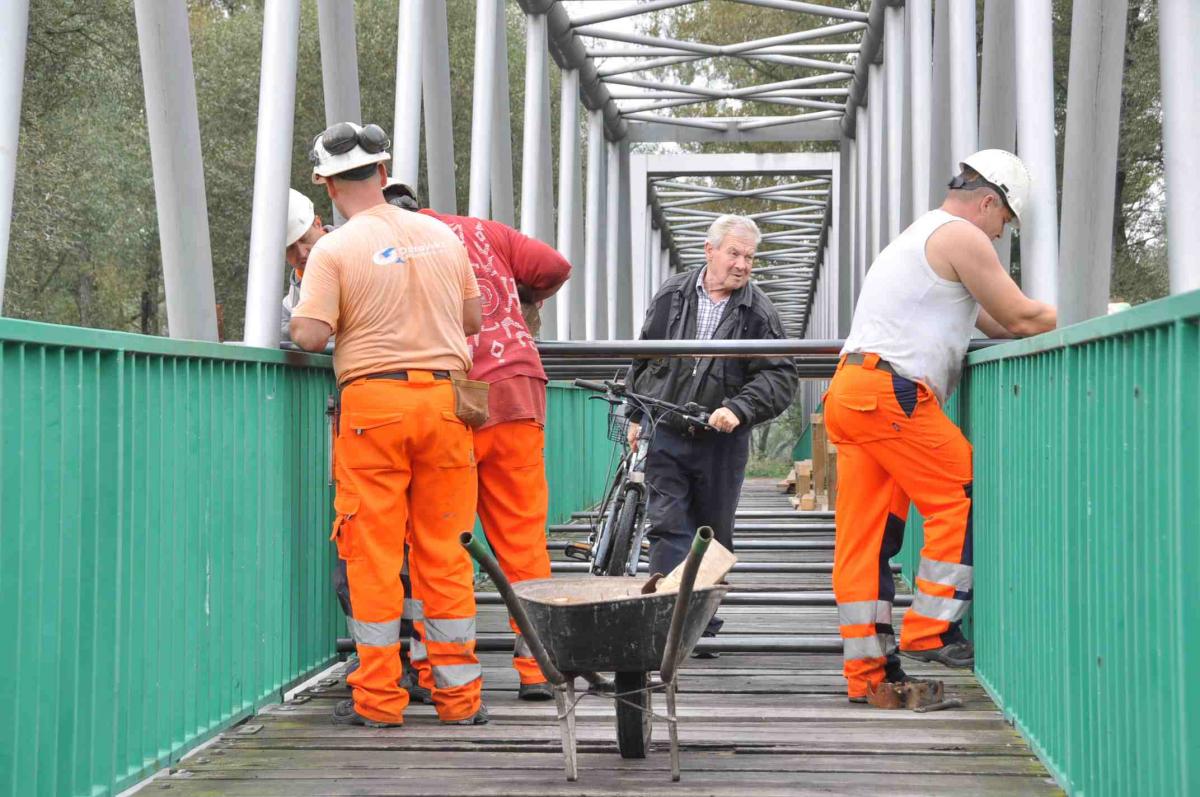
[556,69,581,339]
[1159,0,1200,294]
[979,0,1017,269]
[422,1,456,213]
[133,0,219,342]
[584,110,606,339]
[490,8,515,226]
[393,0,424,189]
[1014,0,1059,304]
[605,140,622,339]
[907,0,932,221]
[243,0,300,348]
[317,0,362,226]
[1058,0,1127,324]
[468,0,499,218]
[0,0,29,312]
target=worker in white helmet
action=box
[826,149,1056,706]
[280,188,331,341]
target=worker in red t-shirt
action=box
[385,179,572,701]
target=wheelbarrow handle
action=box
[659,526,714,684]
[460,532,568,686]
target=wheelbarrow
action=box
[461,526,728,782]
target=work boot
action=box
[399,668,433,705]
[849,667,912,704]
[442,703,490,726]
[331,699,403,728]
[901,640,974,669]
[518,681,554,701]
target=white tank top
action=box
[842,209,980,402]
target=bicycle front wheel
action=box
[603,486,644,577]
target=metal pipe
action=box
[460,532,566,685]
[556,69,581,339]
[979,0,1017,270]
[490,10,516,226]
[1058,0,1127,325]
[392,0,424,188]
[338,632,847,655]
[928,0,951,209]
[1159,0,1200,293]
[616,141,634,337]
[1014,0,1059,304]
[422,1,457,214]
[133,0,219,342]
[316,0,362,226]
[605,140,622,339]
[884,4,905,243]
[551,561,896,575]
[840,0,888,139]
[660,527,713,684]
[521,13,550,240]
[468,0,499,218]
[243,0,300,348]
[947,0,978,166]
[584,110,606,339]
[0,0,29,311]
[907,0,932,221]
[867,64,883,260]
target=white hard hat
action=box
[285,189,315,247]
[309,121,391,184]
[959,149,1031,228]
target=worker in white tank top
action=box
[825,150,1056,706]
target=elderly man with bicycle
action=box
[626,214,798,641]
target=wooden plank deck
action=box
[143,480,1060,796]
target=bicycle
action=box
[566,378,716,578]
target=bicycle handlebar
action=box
[572,378,610,393]
[573,378,716,433]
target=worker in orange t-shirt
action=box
[383,179,571,701]
[290,122,487,727]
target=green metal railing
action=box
[0,318,340,797]
[897,292,1200,795]
[0,319,615,797]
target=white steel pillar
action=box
[616,141,633,337]
[422,2,456,213]
[1014,0,1059,304]
[243,0,300,348]
[884,5,905,243]
[490,10,515,226]
[929,0,951,209]
[521,12,553,336]
[947,0,977,168]
[605,140,621,339]
[650,226,662,295]
[628,155,649,328]
[556,69,581,339]
[867,65,883,261]
[134,0,219,341]
[393,0,424,188]
[838,139,854,335]
[980,0,1017,269]
[468,0,500,218]
[0,0,29,312]
[1059,0,1127,325]
[584,109,606,339]
[907,0,932,221]
[1160,0,1200,293]
[317,0,362,226]
[855,106,869,291]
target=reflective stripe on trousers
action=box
[424,617,482,688]
[347,616,403,647]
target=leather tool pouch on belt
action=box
[449,371,490,428]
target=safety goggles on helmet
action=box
[309,122,392,184]
[948,174,1016,223]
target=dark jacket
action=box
[627,268,798,428]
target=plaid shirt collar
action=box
[694,268,730,340]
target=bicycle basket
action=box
[607,403,630,443]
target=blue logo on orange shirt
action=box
[372,247,406,266]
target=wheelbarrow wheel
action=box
[614,670,653,758]
[603,486,643,576]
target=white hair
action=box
[706,214,761,249]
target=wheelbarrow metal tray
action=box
[513,577,729,673]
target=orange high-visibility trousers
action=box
[333,373,481,723]
[824,355,974,699]
[409,419,551,687]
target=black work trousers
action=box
[644,424,751,633]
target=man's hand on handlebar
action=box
[709,407,741,434]
[627,421,641,452]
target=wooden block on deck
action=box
[776,470,797,494]
[798,492,817,511]
[794,460,812,495]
